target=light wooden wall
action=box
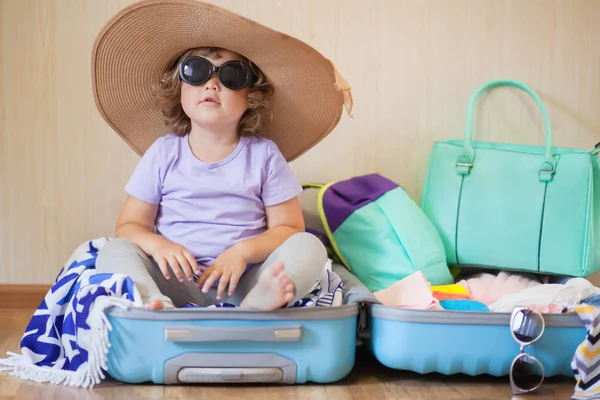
[1,0,599,284]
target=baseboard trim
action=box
[0,284,51,309]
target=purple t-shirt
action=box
[124,133,303,270]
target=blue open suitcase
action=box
[333,266,588,379]
[365,305,586,377]
[103,267,361,385]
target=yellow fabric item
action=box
[429,283,468,296]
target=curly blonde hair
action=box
[153,47,273,137]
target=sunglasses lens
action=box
[512,354,544,392]
[181,58,211,84]
[511,309,544,343]
[219,63,249,90]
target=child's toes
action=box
[144,299,165,310]
[278,275,290,287]
[270,261,285,275]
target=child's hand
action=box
[150,239,200,282]
[196,246,248,300]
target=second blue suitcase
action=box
[366,304,586,377]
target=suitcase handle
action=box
[164,324,302,342]
[164,353,297,384]
[177,367,284,383]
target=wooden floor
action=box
[0,308,576,399]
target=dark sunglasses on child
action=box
[179,56,257,90]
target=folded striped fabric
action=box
[572,304,600,400]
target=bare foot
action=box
[144,299,165,310]
[240,262,295,311]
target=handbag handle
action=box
[458,79,557,182]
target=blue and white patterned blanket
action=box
[0,237,343,388]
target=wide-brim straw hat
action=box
[92,0,353,162]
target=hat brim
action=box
[92,0,347,162]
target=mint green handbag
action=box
[421,79,600,277]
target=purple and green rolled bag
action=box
[303,174,453,292]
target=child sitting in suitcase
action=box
[95,46,335,311]
[92,0,350,311]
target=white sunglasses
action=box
[509,306,546,395]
